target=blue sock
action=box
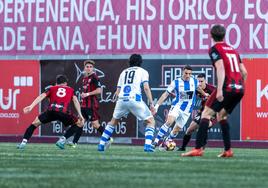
[154,124,169,144]
[99,124,115,146]
[144,127,155,147]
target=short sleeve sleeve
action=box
[166,80,175,93]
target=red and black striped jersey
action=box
[209,42,244,93]
[197,84,216,111]
[81,73,101,109]
[45,85,74,113]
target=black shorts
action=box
[206,90,244,114]
[38,110,78,126]
[193,111,202,124]
[81,107,100,122]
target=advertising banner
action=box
[40,60,136,137]
[40,58,242,140]
[0,0,267,55]
[241,59,268,140]
[0,60,39,135]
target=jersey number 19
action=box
[124,70,135,84]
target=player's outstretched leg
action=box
[56,136,66,149]
[152,123,169,147]
[177,134,192,151]
[17,124,37,149]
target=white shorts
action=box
[113,100,153,121]
[168,105,191,129]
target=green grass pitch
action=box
[0,143,268,188]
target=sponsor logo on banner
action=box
[0,61,39,135]
[242,59,268,140]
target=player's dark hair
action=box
[56,75,68,84]
[183,65,192,71]
[129,54,142,67]
[197,73,206,78]
[211,25,226,42]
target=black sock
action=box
[181,134,191,149]
[97,125,105,134]
[72,127,83,144]
[23,124,37,140]
[64,125,79,139]
[195,118,209,149]
[219,120,231,151]
[204,131,208,147]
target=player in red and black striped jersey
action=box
[17,75,84,149]
[182,25,248,157]
[178,73,216,151]
[67,60,106,147]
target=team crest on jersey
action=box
[211,52,218,60]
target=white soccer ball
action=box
[164,140,176,151]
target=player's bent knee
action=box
[109,118,119,126]
[32,117,41,127]
[145,117,155,127]
[172,125,181,134]
[186,127,195,135]
[76,120,84,127]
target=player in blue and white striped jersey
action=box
[153,65,199,146]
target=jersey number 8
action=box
[56,88,66,98]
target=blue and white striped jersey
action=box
[167,76,198,113]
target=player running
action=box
[97,54,156,152]
[152,65,201,148]
[17,75,84,149]
[182,25,247,157]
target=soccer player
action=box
[66,60,110,148]
[182,25,247,157]
[97,54,156,152]
[17,75,84,149]
[177,73,216,151]
[152,65,199,147]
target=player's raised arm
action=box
[154,79,176,113]
[154,91,169,112]
[23,93,47,114]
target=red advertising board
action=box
[0,60,39,135]
[241,59,268,140]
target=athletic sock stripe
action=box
[145,127,155,132]
[104,130,113,136]
[100,140,106,145]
